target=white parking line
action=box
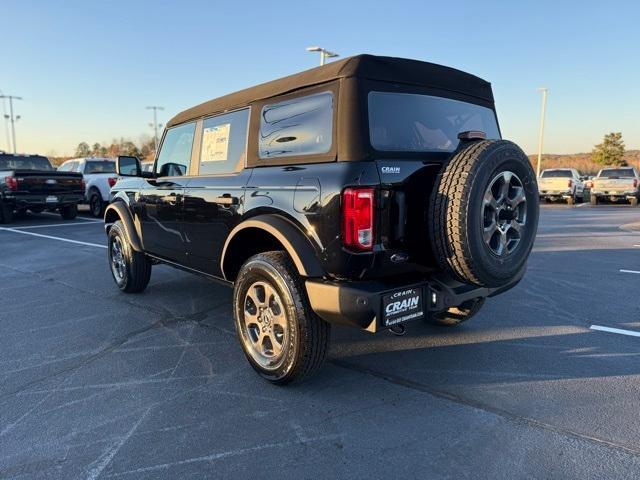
[40,211,103,223]
[0,227,107,249]
[13,222,101,230]
[620,269,640,274]
[590,325,640,338]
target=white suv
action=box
[58,157,117,217]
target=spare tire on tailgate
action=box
[429,139,539,288]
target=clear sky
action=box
[1,0,638,156]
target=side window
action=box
[199,108,249,175]
[259,92,333,159]
[156,123,196,177]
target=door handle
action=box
[215,195,239,206]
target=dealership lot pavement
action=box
[1,204,640,479]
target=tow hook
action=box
[388,324,406,336]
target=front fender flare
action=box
[104,201,143,252]
[221,214,325,280]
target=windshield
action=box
[85,160,116,174]
[368,92,500,153]
[598,168,635,178]
[0,155,53,171]
[541,170,572,178]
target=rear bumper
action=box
[2,193,84,209]
[539,190,572,198]
[592,190,637,197]
[305,270,524,333]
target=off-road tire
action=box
[60,204,78,220]
[108,220,152,293]
[89,189,105,218]
[233,251,330,385]
[590,194,598,205]
[0,202,13,224]
[429,139,539,288]
[426,297,486,327]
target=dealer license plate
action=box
[382,288,424,327]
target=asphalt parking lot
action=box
[1,203,640,479]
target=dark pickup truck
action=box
[0,153,85,223]
[105,55,539,384]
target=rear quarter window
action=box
[259,92,333,159]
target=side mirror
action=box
[116,155,141,176]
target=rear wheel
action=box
[107,220,152,293]
[89,190,105,218]
[429,140,539,288]
[425,298,485,327]
[233,251,330,384]
[60,204,78,220]
[567,194,575,206]
[590,194,598,205]
[29,206,45,214]
[630,197,638,207]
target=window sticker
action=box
[201,123,231,162]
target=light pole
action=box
[306,46,339,66]
[0,90,10,152]
[536,87,548,178]
[146,106,164,153]
[0,94,22,154]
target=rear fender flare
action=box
[221,214,324,280]
[104,201,143,252]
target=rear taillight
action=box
[4,176,17,191]
[634,179,638,188]
[342,187,374,252]
[568,179,573,188]
[108,177,117,188]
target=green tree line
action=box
[74,138,156,161]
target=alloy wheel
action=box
[482,171,527,256]
[241,281,289,370]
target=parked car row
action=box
[0,152,85,223]
[538,167,640,206]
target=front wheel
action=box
[590,194,598,205]
[108,220,152,293]
[233,251,330,384]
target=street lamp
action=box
[0,94,23,154]
[146,106,164,153]
[306,46,339,66]
[536,87,548,178]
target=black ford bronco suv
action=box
[105,55,539,384]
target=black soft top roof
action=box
[167,54,494,127]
